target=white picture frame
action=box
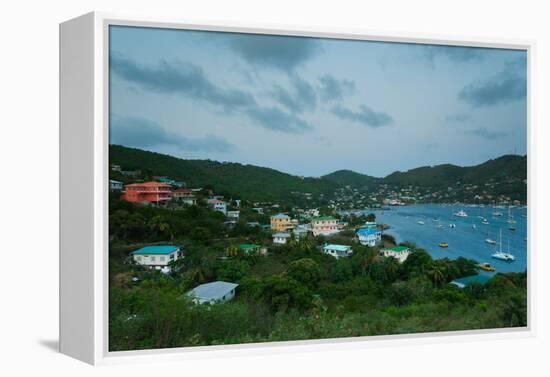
[59,11,535,365]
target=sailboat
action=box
[507,206,517,224]
[491,229,516,261]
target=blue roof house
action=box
[187,281,239,304]
[357,227,382,247]
[130,245,182,271]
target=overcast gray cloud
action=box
[271,74,317,113]
[246,106,312,133]
[332,105,393,128]
[228,33,321,72]
[445,113,472,123]
[421,45,486,65]
[464,127,507,140]
[319,75,356,102]
[458,56,527,107]
[111,54,256,111]
[109,26,526,177]
[110,115,235,152]
[111,54,312,134]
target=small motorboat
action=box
[485,238,497,245]
[478,263,496,272]
[438,242,449,248]
[448,223,456,228]
[482,218,489,225]
[454,210,468,218]
[417,221,425,225]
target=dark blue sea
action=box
[342,204,528,275]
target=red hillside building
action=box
[122,182,172,204]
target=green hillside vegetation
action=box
[383,155,526,188]
[110,145,338,204]
[322,169,380,188]
[110,145,527,203]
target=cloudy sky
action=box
[109,26,527,177]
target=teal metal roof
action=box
[323,244,351,252]
[131,245,179,255]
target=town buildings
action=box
[380,246,411,263]
[207,198,227,215]
[187,281,239,305]
[172,188,197,206]
[122,181,172,204]
[272,232,291,245]
[270,213,292,232]
[311,216,339,236]
[109,179,123,191]
[356,227,382,247]
[130,245,182,270]
[227,210,240,220]
[323,244,353,258]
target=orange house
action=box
[122,182,172,204]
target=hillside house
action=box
[270,213,292,231]
[272,232,291,245]
[122,182,172,204]
[227,210,240,220]
[109,179,123,191]
[356,227,382,247]
[172,188,197,205]
[323,244,353,258]
[311,217,339,236]
[130,245,182,270]
[380,246,411,263]
[187,281,239,305]
[207,199,227,215]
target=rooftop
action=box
[357,228,381,236]
[131,245,179,255]
[239,244,260,250]
[382,246,410,253]
[188,281,239,301]
[271,213,290,219]
[207,199,225,204]
[323,244,352,252]
[125,181,172,188]
[272,232,291,238]
[314,216,337,221]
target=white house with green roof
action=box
[311,216,339,236]
[380,246,411,263]
[131,245,182,269]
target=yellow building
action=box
[270,213,292,232]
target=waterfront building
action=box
[356,227,382,247]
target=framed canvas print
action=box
[60,12,533,365]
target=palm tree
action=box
[384,256,400,277]
[428,263,446,286]
[227,245,239,257]
[299,236,314,253]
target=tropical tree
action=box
[428,262,447,286]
